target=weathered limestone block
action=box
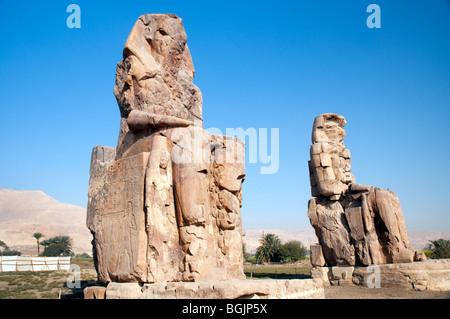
[352,259,450,291]
[312,260,450,291]
[311,265,355,287]
[308,114,354,200]
[83,286,106,299]
[105,279,326,299]
[144,134,183,282]
[307,113,424,267]
[310,267,331,286]
[87,14,246,286]
[209,135,246,281]
[310,243,326,267]
[89,145,116,175]
[87,152,150,282]
[329,266,354,286]
[104,282,144,299]
[308,197,355,266]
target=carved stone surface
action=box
[113,13,202,160]
[310,243,326,267]
[308,114,354,200]
[88,152,150,282]
[352,259,450,291]
[307,113,426,267]
[83,286,107,299]
[104,279,325,299]
[87,14,246,284]
[311,259,450,291]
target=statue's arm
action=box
[127,109,194,131]
[349,184,371,194]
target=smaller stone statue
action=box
[307,113,426,267]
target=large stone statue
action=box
[87,14,246,283]
[307,113,427,267]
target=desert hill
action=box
[0,189,92,256]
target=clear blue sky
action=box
[1,1,449,231]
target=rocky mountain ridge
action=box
[0,189,92,255]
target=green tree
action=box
[428,239,450,259]
[0,240,21,256]
[32,232,44,256]
[0,240,7,251]
[75,253,92,259]
[255,233,281,263]
[40,235,73,257]
[279,240,307,262]
[2,249,22,256]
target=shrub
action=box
[279,240,307,262]
[428,239,450,259]
[422,249,432,258]
[2,249,22,256]
[0,240,22,255]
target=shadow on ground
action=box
[61,280,106,299]
[245,272,312,280]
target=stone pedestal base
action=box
[94,279,324,299]
[83,286,106,299]
[311,259,450,292]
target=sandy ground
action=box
[324,285,450,299]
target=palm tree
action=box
[32,233,44,256]
[40,235,73,256]
[256,233,281,263]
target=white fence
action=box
[0,256,71,272]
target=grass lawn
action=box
[0,258,314,298]
[244,261,312,280]
[0,258,103,299]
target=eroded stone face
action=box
[87,14,246,284]
[307,113,424,267]
[309,113,355,200]
[113,14,203,160]
[114,14,200,121]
